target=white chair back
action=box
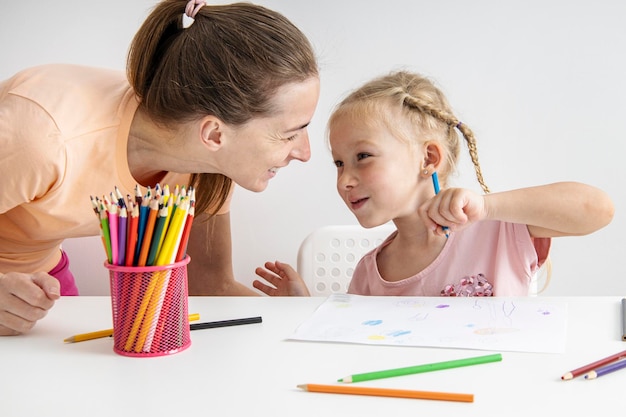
[297,224,395,296]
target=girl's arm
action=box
[422,182,614,238]
[253,261,311,296]
[485,182,614,238]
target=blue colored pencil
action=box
[431,172,449,238]
[135,198,150,262]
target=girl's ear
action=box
[421,142,444,176]
[200,116,224,151]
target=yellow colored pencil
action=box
[134,198,189,352]
[141,204,188,349]
[155,197,188,266]
[63,313,200,343]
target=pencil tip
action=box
[63,337,75,343]
[296,384,307,390]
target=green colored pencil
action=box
[146,205,169,266]
[99,207,112,263]
[338,353,502,383]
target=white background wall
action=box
[2,0,625,296]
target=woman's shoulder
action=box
[4,64,132,140]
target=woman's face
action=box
[220,77,320,192]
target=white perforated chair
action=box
[297,224,396,296]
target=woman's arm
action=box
[185,212,257,296]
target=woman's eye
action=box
[334,160,343,168]
[285,134,297,141]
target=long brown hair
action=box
[127,1,319,215]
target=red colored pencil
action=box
[175,202,195,262]
[561,349,626,380]
[125,203,140,266]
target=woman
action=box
[0,0,320,335]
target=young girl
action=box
[253,70,614,297]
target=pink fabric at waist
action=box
[48,250,79,296]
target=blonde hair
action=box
[328,71,489,193]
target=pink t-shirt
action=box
[347,220,551,296]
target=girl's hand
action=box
[419,187,487,236]
[253,261,311,296]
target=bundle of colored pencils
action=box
[91,184,195,267]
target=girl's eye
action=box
[357,152,371,161]
[334,160,344,168]
[284,134,297,141]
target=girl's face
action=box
[329,115,427,228]
[221,77,320,192]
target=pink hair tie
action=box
[182,0,206,29]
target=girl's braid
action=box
[403,94,490,193]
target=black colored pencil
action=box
[190,316,262,331]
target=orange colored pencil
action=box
[136,197,159,266]
[296,384,474,403]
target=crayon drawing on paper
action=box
[289,294,567,353]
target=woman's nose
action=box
[290,133,311,162]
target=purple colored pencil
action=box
[584,358,626,380]
[117,206,128,265]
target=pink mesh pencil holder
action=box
[105,256,191,357]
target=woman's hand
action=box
[253,261,310,296]
[0,271,60,335]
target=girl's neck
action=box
[376,219,447,283]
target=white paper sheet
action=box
[290,294,568,353]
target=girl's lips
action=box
[350,197,369,210]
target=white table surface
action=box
[3,296,625,416]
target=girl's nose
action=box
[337,168,357,190]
